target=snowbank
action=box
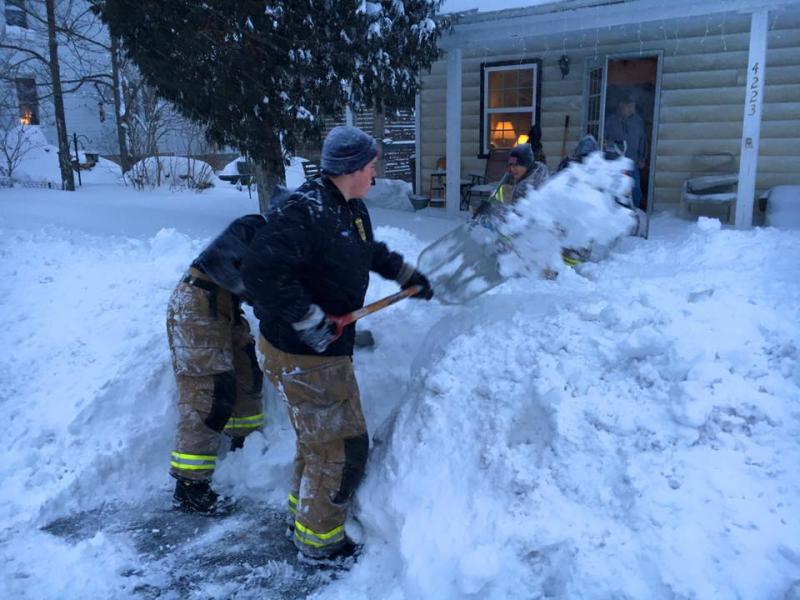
[2,125,122,186]
[218,156,307,190]
[340,218,800,599]
[1,184,799,599]
[765,185,800,230]
[127,155,221,190]
[365,178,414,212]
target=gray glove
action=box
[396,263,434,301]
[292,304,338,352]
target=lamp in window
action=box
[515,134,529,146]
[490,120,516,147]
[19,112,32,126]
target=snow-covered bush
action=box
[0,123,47,182]
[126,155,219,191]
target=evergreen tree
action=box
[99,1,448,208]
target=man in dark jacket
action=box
[167,215,266,514]
[604,96,646,207]
[242,125,433,561]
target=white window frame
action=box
[482,62,539,155]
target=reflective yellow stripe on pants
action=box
[288,493,298,517]
[170,451,216,473]
[224,413,265,431]
[294,520,345,550]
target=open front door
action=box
[584,53,662,213]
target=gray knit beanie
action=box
[509,143,534,169]
[321,126,379,176]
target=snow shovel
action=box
[328,285,423,339]
[416,212,510,306]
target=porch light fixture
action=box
[558,54,570,79]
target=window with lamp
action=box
[15,78,39,125]
[5,0,28,28]
[480,59,541,156]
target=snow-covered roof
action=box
[441,0,798,48]
[446,0,615,20]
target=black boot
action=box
[299,537,362,568]
[327,537,362,561]
[229,436,245,452]
[172,477,233,515]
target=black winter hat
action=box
[509,143,534,169]
[321,126,379,176]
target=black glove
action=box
[292,304,338,352]
[397,264,434,301]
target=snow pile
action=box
[365,178,415,212]
[1,184,799,599]
[765,185,800,230]
[127,155,221,190]
[498,151,636,276]
[2,125,121,185]
[218,155,308,190]
[0,226,199,531]
[344,218,800,599]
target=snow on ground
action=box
[1,181,799,599]
[4,126,122,186]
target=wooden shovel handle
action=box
[328,285,423,339]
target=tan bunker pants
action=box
[260,338,369,557]
[166,268,264,481]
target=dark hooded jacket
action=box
[241,176,405,357]
[192,214,266,297]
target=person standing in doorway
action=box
[604,95,646,208]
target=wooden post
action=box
[735,9,768,229]
[446,47,462,217]
[373,106,386,178]
[414,92,422,197]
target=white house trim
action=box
[442,0,799,49]
[446,47,463,217]
[735,9,769,229]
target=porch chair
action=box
[464,148,512,210]
[428,156,446,207]
[236,160,254,199]
[426,156,472,209]
[679,152,738,223]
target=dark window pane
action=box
[5,0,27,28]
[488,88,503,109]
[518,88,533,107]
[518,69,533,88]
[488,70,502,91]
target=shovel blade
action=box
[417,222,507,305]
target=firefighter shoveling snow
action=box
[419,151,641,304]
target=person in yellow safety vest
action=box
[166,215,267,515]
[506,143,550,203]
